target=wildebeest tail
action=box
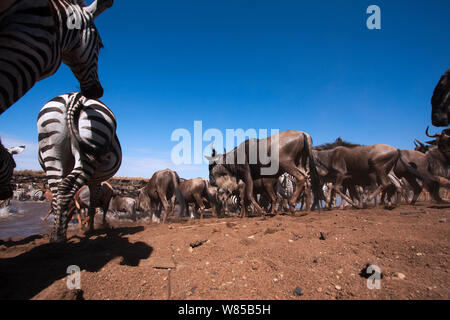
[304,133,325,210]
[397,150,441,200]
[172,171,186,217]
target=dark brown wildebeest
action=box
[178,177,221,219]
[312,139,435,208]
[205,130,324,218]
[138,169,185,223]
[425,127,450,167]
[431,69,450,127]
[394,149,448,204]
[252,177,279,215]
[108,194,137,221]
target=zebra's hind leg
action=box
[51,172,90,243]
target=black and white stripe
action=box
[0,140,25,200]
[0,0,113,115]
[37,92,121,242]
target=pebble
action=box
[439,218,446,223]
[393,272,406,280]
[335,285,342,291]
[293,287,303,296]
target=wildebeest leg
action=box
[156,188,171,223]
[263,180,277,215]
[283,167,307,214]
[193,193,205,219]
[86,184,101,233]
[243,171,264,218]
[332,174,358,208]
[42,209,53,221]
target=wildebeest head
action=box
[61,0,114,99]
[205,147,240,192]
[426,127,450,161]
[0,143,25,200]
[413,139,435,153]
[431,69,450,127]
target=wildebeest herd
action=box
[0,1,449,244]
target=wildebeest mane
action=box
[431,69,450,110]
[314,137,361,150]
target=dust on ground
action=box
[0,202,448,300]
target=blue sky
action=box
[1,0,449,178]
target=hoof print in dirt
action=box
[293,287,303,296]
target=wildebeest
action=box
[69,182,115,232]
[138,169,185,223]
[425,127,450,167]
[313,138,434,208]
[0,142,24,200]
[431,69,450,127]
[205,130,324,217]
[177,177,222,219]
[108,194,137,221]
[394,149,447,203]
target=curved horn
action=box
[414,139,425,146]
[414,140,419,147]
[425,126,439,138]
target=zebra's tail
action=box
[303,133,325,211]
[66,93,111,157]
[171,171,186,217]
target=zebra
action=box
[0,0,113,115]
[37,92,121,242]
[0,140,25,200]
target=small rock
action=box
[317,287,323,293]
[319,232,327,240]
[393,272,406,280]
[337,268,343,275]
[264,228,277,235]
[439,218,446,223]
[335,285,342,291]
[190,239,208,248]
[273,278,279,283]
[293,287,303,296]
[416,252,423,256]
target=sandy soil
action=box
[0,202,448,300]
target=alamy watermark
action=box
[367,5,381,30]
[366,264,382,290]
[170,121,280,175]
[66,265,81,290]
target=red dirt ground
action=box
[0,202,448,300]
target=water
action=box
[0,200,141,239]
[0,200,53,239]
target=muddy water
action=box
[0,200,53,239]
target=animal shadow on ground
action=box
[0,235,44,248]
[0,226,152,300]
[428,204,450,209]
